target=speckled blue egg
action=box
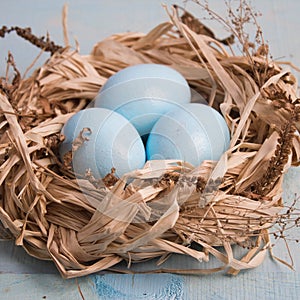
[94,64,191,136]
[59,108,146,178]
[146,103,230,166]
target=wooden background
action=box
[1,1,300,299]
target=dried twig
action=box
[252,120,295,196]
[174,4,235,45]
[0,25,63,54]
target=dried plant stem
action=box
[252,120,295,196]
[0,25,63,54]
[62,4,70,47]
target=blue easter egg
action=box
[94,64,191,136]
[146,103,230,166]
[59,107,146,178]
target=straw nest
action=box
[0,5,300,278]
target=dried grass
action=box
[0,4,299,278]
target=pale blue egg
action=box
[94,64,191,136]
[59,108,146,178]
[146,103,230,166]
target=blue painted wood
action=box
[1,1,300,299]
[0,272,299,300]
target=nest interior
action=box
[0,6,300,278]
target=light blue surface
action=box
[1,272,298,300]
[60,107,145,178]
[1,1,300,299]
[146,103,230,165]
[95,64,191,136]
[98,64,189,91]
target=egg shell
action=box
[59,107,146,178]
[146,103,230,166]
[94,64,191,136]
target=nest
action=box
[0,5,300,278]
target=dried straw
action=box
[0,5,299,278]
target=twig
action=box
[76,279,85,300]
[62,4,70,47]
[0,25,63,55]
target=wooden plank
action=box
[0,274,96,300]
[0,272,299,300]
